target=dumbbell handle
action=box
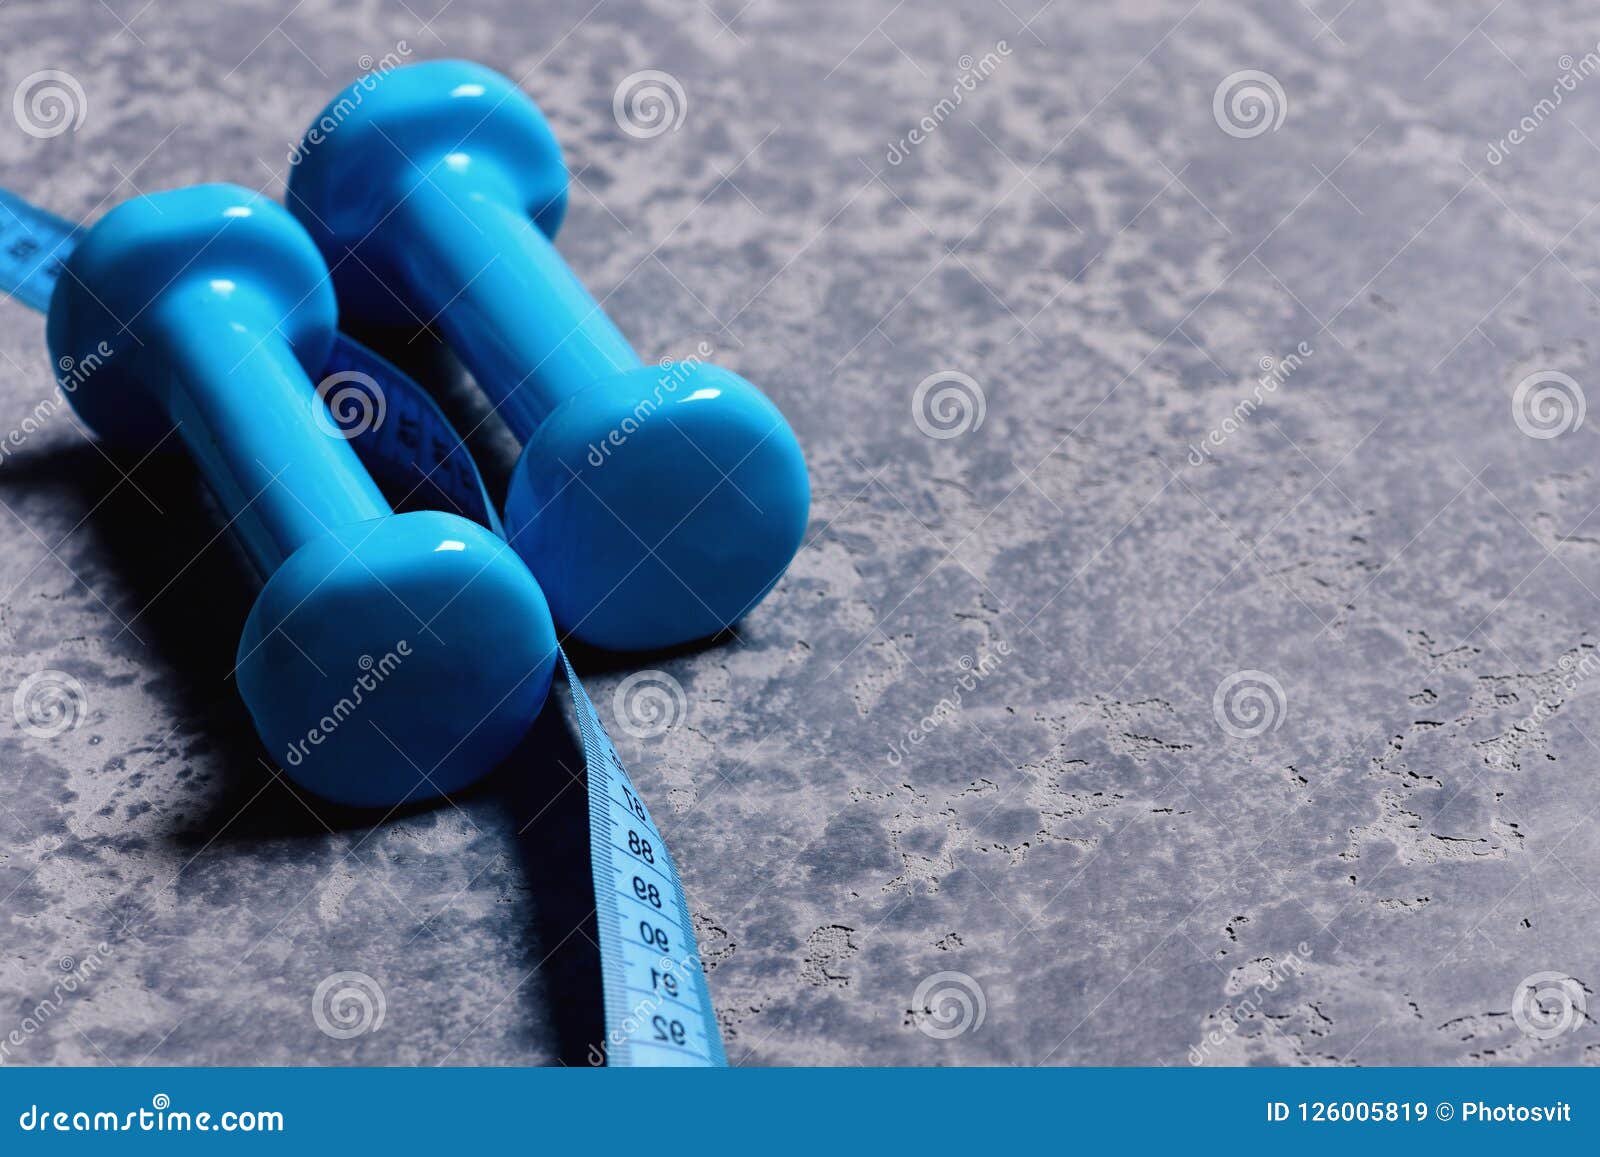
[152,286,389,575]
[387,170,642,436]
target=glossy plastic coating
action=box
[47,184,557,807]
[288,61,811,652]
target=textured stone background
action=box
[2,0,1599,1066]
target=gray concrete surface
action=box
[1,0,1598,1066]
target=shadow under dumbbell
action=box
[489,698,606,1067]
[5,437,507,842]
[0,441,252,741]
[1,439,343,835]
[10,430,606,1061]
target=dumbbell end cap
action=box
[286,58,569,327]
[238,511,557,808]
[47,184,336,453]
[504,363,810,652]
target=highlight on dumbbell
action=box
[287,60,812,654]
[47,184,558,808]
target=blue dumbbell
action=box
[47,184,557,808]
[287,60,811,653]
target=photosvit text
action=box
[1265,1100,1573,1124]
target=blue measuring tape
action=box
[0,186,726,1068]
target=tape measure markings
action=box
[0,188,79,313]
[564,650,725,1065]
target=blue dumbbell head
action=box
[48,184,557,807]
[288,60,811,653]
